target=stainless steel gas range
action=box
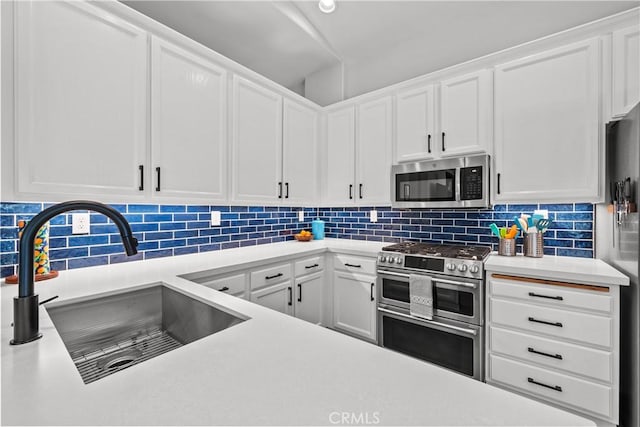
[376,242,491,381]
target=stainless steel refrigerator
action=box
[597,102,639,427]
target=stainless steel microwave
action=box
[391,154,491,209]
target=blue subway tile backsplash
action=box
[0,202,595,278]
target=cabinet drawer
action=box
[490,298,612,348]
[489,354,613,420]
[490,326,612,382]
[294,256,324,276]
[199,273,246,296]
[490,276,612,313]
[250,263,292,290]
[334,254,376,275]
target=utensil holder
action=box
[524,232,544,258]
[498,238,517,256]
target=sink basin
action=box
[46,283,248,384]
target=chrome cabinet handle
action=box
[427,134,431,153]
[497,173,501,194]
[528,317,563,328]
[285,182,289,199]
[359,183,363,199]
[297,283,302,302]
[345,263,361,268]
[528,292,563,301]
[528,377,562,392]
[442,132,445,151]
[305,264,319,269]
[288,287,292,306]
[528,347,562,360]
[266,273,283,280]
[370,283,374,301]
[349,184,353,199]
[155,167,161,192]
[278,182,283,199]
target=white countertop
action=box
[1,239,593,426]
[485,253,630,286]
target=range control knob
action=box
[447,263,456,271]
[469,265,480,274]
[458,264,468,272]
[379,255,387,263]
[395,257,402,264]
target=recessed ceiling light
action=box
[318,0,336,14]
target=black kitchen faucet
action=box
[10,200,138,345]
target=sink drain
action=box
[72,329,182,384]
[97,349,143,371]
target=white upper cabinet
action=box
[325,97,392,205]
[357,97,393,204]
[394,70,491,163]
[282,100,319,204]
[395,85,436,162]
[14,1,148,198]
[231,76,283,204]
[151,37,227,200]
[325,107,356,204]
[439,70,492,157]
[612,25,640,119]
[494,39,601,203]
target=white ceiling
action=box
[122,1,639,99]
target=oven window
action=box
[382,315,474,377]
[395,169,455,202]
[381,277,410,303]
[434,287,474,317]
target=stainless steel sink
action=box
[46,283,248,384]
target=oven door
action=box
[377,304,484,381]
[377,270,483,325]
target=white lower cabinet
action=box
[332,271,377,342]
[250,257,324,324]
[251,280,294,316]
[294,272,323,325]
[486,272,620,425]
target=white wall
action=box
[304,62,344,106]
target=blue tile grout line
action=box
[0,202,594,278]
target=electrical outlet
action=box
[211,211,221,227]
[72,213,90,234]
[370,210,378,222]
[298,210,304,222]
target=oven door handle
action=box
[377,270,477,289]
[377,306,477,336]
[432,277,477,289]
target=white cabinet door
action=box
[494,39,600,202]
[357,96,393,205]
[232,76,283,204]
[395,85,436,162]
[325,107,356,205]
[283,99,319,204]
[332,271,376,342]
[250,280,294,315]
[151,37,227,200]
[439,70,492,157]
[294,272,323,325]
[15,1,147,198]
[612,26,640,118]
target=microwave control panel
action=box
[460,166,483,200]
